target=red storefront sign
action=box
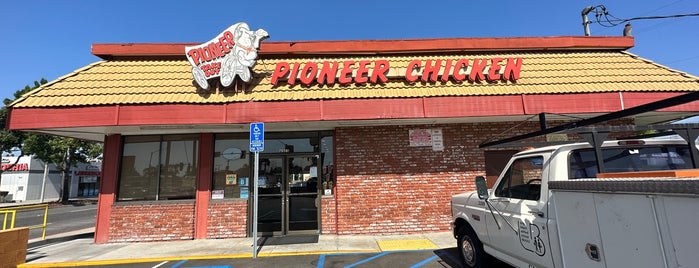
[270,57,522,86]
[1,163,28,171]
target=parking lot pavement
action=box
[25,249,471,268]
[21,231,460,267]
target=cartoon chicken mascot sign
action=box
[185,23,269,90]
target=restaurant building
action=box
[7,23,699,243]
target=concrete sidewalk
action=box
[21,229,457,267]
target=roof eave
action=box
[92,36,635,59]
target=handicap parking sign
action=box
[250,122,264,152]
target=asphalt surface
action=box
[70,249,468,268]
[5,200,514,268]
[6,200,97,241]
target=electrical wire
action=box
[593,1,685,35]
[589,5,699,28]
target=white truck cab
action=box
[451,138,695,268]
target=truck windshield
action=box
[568,145,694,179]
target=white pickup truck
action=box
[451,138,698,268]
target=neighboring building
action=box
[0,156,60,203]
[6,23,699,243]
[0,156,101,203]
[72,161,102,197]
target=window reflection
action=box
[212,132,334,199]
[213,135,250,199]
[117,135,198,201]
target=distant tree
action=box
[0,80,45,156]
[23,136,103,204]
[0,79,47,189]
[1,78,103,204]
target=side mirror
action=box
[475,176,489,200]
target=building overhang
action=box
[9,92,699,142]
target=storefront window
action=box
[117,135,198,201]
[264,133,316,153]
[213,134,250,199]
[212,132,333,199]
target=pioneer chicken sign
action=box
[185,23,269,90]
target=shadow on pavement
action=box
[27,231,94,249]
[433,247,514,268]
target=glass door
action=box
[286,155,319,234]
[256,157,284,235]
[255,155,319,236]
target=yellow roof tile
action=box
[10,50,699,108]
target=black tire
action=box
[457,226,487,268]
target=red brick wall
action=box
[330,119,634,235]
[102,120,634,241]
[332,122,544,235]
[109,203,195,242]
[320,197,337,234]
[207,200,248,239]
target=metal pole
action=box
[582,6,593,36]
[252,151,259,258]
[40,162,48,203]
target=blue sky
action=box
[1,0,698,100]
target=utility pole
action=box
[582,6,593,36]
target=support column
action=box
[94,134,121,244]
[194,133,214,239]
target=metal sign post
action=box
[249,122,264,259]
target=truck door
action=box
[487,155,555,268]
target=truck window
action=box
[494,156,543,201]
[484,150,519,188]
[568,145,694,179]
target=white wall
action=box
[1,156,60,202]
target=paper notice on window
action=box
[212,190,224,199]
[310,166,318,178]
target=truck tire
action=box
[457,226,487,268]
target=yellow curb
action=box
[376,239,439,251]
[18,249,382,267]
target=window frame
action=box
[116,134,199,202]
[494,156,544,201]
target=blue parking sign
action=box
[250,122,264,152]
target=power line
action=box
[587,5,699,28]
[623,13,699,23]
[595,1,685,35]
[638,0,685,16]
[667,55,699,64]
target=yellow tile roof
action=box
[11,50,699,108]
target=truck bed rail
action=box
[549,178,699,195]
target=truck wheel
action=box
[457,226,487,268]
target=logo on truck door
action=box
[519,221,546,256]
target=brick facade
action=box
[109,202,195,242]
[320,197,337,234]
[206,200,248,239]
[330,122,544,235]
[105,120,633,241]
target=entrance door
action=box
[255,155,319,236]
